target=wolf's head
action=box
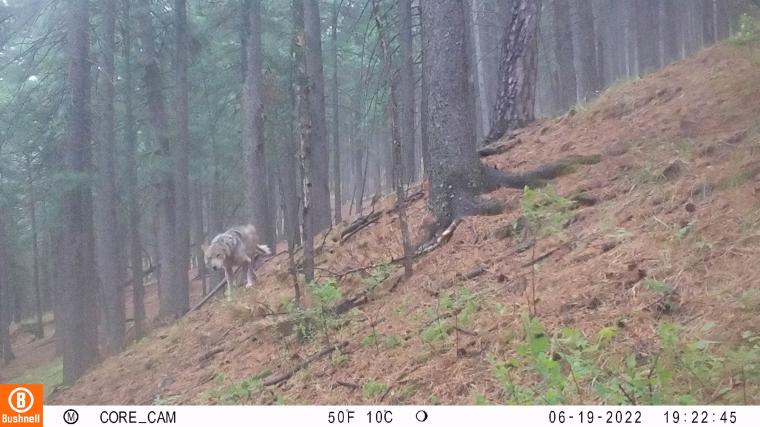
[204,239,231,271]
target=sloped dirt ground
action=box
[50,43,760,405]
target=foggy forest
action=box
[2,0,760,405]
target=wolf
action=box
[204,224,271,298]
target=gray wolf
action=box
[204,224,271,298]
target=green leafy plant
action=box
[362,380,388,399]
[486,316,760,404]
[520,186,576,315]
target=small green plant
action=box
[472,392,490,405]
[485,316,760,404]
[362,380,388,399]
[362,330,381,347]
[208,372,268,404]
[421,322,449,344]
[521,186,576,315]
[383,335,401,349]
[285,279,344,343]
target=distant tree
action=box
[120,0,145,339]
[243,0,275,247]
[573,0,600,102]
[94,0,126,353]
[60,0,99,384]
[0,208,15,364]
[331,0,343,224]
[399,0,416,184]
[637,0,661,75]
[484,0,542,143]
[551,0,577,111]
[303,0,332,233]
[173,0,192,316]
[294,0,315,284]
[136,0,184,319]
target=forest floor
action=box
[25,41,760,404]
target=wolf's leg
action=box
[245,262,256,288]
[224,266,233,301]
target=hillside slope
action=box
[52,43,760,405]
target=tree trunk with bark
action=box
[243,0,275,248]
[573,0,599,103]
[636,0,660,75]
[294,0,315,284]
[303,0,332,233]
[661,0,680,65]
[399,0,416,184]
[422,0,600,233]
[551,0,577,111]
[373,0,413,278]
[95,0,125,354]
[0,209,14,364]
[25,157,44,339]
[137,0,184,320]
[484,0,542,144]
[61,0,99,384]
[331,0,342,223]
[702,0,716,46]
[121,0,145,339]
[173,0,191,315]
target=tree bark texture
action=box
[61,0,99,384]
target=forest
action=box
[2,0,760,405]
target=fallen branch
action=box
[341,211,383,242]
[336,380,360,390]
[188,267,241,312]
[263,342,348,387]
[520,243,569,268]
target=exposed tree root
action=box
[483,154,602,190]
[478,137,522,157]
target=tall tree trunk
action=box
[303,0,332,233]
[25,158,44,339]
[121,0,144,339]
[702,0,716,46]
[373,0,413,277]
[484,0,542,144]
[137,0,182,320]
[243,0,275,247]
[331,0,342,223]
[0,209,14,364]
[419,2,431,179]
[636,0,660,75]
[573,0,599,103]
[61,0,98,384]
[173,0,191,315]
[294,0,315,283]
[661,0,680,65]
[422,0,485,227]
[470,0,490,139]
[714,0,730,40]
[551,0,577,111]
[95,0,125,354]
[191,181,207,295]
[399,0,416,184]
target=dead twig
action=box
[341,211,383,242]
[262,342,348,387]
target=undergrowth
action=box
[486,315,760,404]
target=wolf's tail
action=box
[256,244,272,256]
